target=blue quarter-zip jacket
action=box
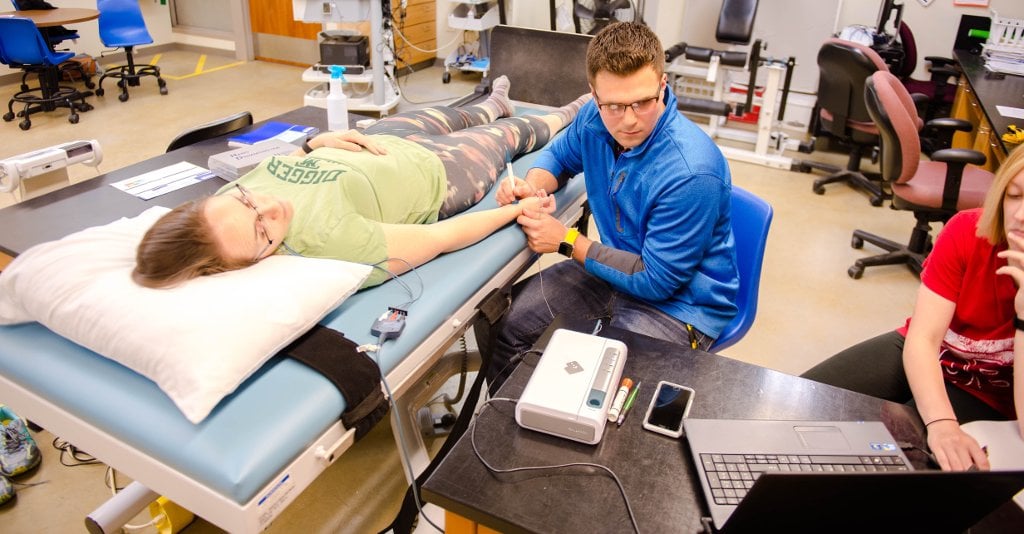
[532,90,739,338]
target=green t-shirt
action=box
[218,135,446,287]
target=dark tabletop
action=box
[954,49,1024,154]
[0,107,330,258]
[421,322,931,534]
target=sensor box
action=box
[515,329,627,445]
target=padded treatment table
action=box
[0,105,588,531]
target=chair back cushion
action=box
[710,186,772,352]
[896,21,918,79]
[865,71,921,185]
[816,38,889,137]
[98,0,154,48]
[0,16,71,67]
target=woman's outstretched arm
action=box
[380,195,555,275]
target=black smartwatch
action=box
[1015,317,1024,332]
[558,228,580,258]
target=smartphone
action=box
[642,381,695,438]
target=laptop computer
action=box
[683,418,1024,533]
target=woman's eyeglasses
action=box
[233,184,274,262]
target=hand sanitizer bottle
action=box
[327,65,349,131]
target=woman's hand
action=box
[517,190,556,215]
[308,130,388,155]
[997,232,1024,318]
[925,419,990,471]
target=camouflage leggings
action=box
[363,105,553,219]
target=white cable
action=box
[393,24,465,54]
[372,336,444,534]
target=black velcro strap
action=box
[283,325,389,440]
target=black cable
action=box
[51,437,101,467]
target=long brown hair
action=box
[585,22,665,84]
[977,147,1024,245]
[132,199,250,288]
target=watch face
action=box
[558,241,573,257]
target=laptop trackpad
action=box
[794,425,849,449]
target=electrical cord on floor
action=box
[106,468,165,531]
[51,437,100,467]
[470,398,641,534]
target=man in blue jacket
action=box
[490,22,738,386]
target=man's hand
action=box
[517,203,566,254]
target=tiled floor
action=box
[0,49,922,532]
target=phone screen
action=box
[646,382,693,432]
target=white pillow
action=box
[0,207,371,424]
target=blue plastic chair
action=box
[96,0,167,102]
[709,186,774,352]
[0,17,92,130]
[9,1,93,92]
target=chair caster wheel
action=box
[95,87,105,96]
[794,162,811,173]
[851,235,864,249]
[159,86,168,95]
[442,71,451,84]
[870,196,883,207]
[20,84,29,92]
[119,93,129,102]
[85,81,96,89]
[2,112,13,122]
[19,119,31,130]
[848,265,864,279]
[69,113,79,124]
[812,185,825,195]
[158,80,168,95]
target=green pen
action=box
[616,381,641,427]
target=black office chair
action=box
[166,112,254,152]
[847,71,994,279]
[95,0,167,102]
[800,38,892,206]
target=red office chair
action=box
[896,22,959,123]
[801,39,894,206]
[847,71,993,279]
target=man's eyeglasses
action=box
[595,85,664,118]
[233,184,274,262]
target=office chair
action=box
[847,71,994,279]
[0,17,92,130]
[709,186,773,352]
[95,0,168,102]
[801,38,891,206]
[10,0,93,93]
[896,21,959,124]
[166,112,254,152]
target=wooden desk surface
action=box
[0,107,328,258]
[422,323,931,533]
[0,8,99,27]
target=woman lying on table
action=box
[802,147,1024,472]
[133,76,590,289]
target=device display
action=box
[642,381,695,438]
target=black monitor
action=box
[876,0,904,38]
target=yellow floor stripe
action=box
[158,54,246,81]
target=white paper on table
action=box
[110,161,216,200]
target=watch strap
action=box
[558,228,580,257]
[1015,317,1024,332]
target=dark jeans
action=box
[801,331,1005,423]
[485,260,714,388]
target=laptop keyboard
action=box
[699,453,910,505]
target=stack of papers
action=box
[208,140,298,181]
[227,122,319,148]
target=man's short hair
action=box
[586,22,665,83]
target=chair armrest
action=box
[931,148,986,212]
[929,65,960,84]
[930,148,987,166]
[926,117,973,133]
[925,56,957,69]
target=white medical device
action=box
[0,140,102,196]
[515,329,628,445]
